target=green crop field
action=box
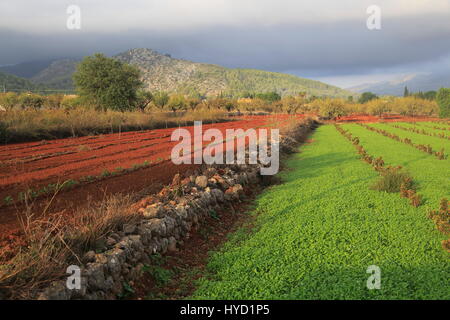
[191,124,450,300]
[415,122,450,130]
[368,123,450,154]
[342,124,450,208]
[399,122,450,136]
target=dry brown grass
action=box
[0,191,140,299]
[0,107,228,143]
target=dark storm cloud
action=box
[1,1,450,84]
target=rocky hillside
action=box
[115,48,352,97]
[1,48,353,97]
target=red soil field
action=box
[0,113,436,247]
[0,115,302,239]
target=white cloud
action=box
[1,0,449,33]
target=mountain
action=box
[348,71,450,96]
[0,59,78,91]
[30,59,79,90]
[0,59,56,78]
[2,48,352,97]
[114,48,352,97]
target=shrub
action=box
[0,92,19,109]
[18,93,44,109]
[61,95,82,109]
[42,94,64,109]
[371,167,414,193]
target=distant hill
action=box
[1,48,353,97]
[348,71,450,96]
[0,59,76,92]
[0,71,44,92]
[0,59,55,78]
[30,59,79,90]
[115,48,352,97]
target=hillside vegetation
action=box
[115,48,352,98]
[119,48,354,98]
[30,59,78,90]
[0,72,44,92]
[0,49,353,98]
[0,88,443,144]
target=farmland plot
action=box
[191,124,449,299]
[369,123,450,155]
[343,124,450,207]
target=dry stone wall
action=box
[37,118,317,300]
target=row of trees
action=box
[312,96,440,119]
[1,53,449,118]
[357,89,437,105]
[0,90,446,119]
[355,88,449,119]
[403,86,437,100]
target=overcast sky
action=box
[1,0,450,87]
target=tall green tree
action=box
[436,88,450,118]
[403,86,410,97]
[73,53,142,111]
[358,92,378,104]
